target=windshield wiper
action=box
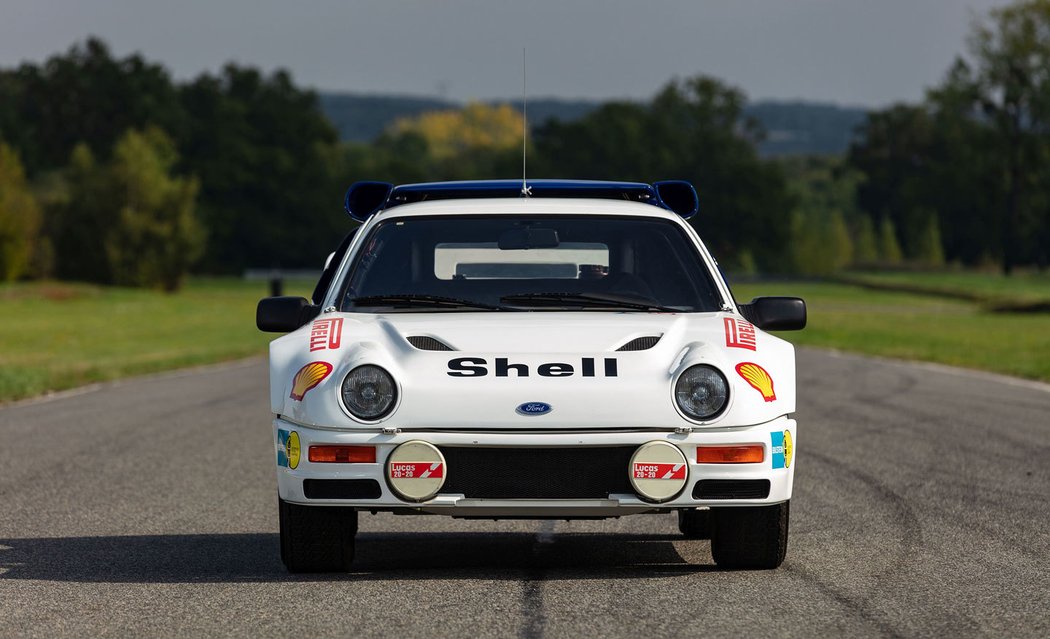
[500,292,678,312]
[349,294,505,311]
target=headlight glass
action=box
[341,365,397,420]
[675,365,729,420]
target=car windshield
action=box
[338,215,724,312]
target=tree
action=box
[533,76,794,272]
[390,102,523,161]
[780,156,867,272]
[0,143,41,280]
[104,128,203,291]
[913,214,946,266]
[48,130,203,289]
[0,38,185,175]
[852,216,879,265]
[178,65,343,272]
[848,105,938,259]
[878,217,904,264]
[968,0,1050,273]
[790,208,853,276]
[48,144,112,283]
[911,0,1050,270]
[347,102,525,185]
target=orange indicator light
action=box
[308,445,377,464]
[696,445,764,464]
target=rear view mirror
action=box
[257,296,321,332]
[738,297,807,331]
[498,228,560,250]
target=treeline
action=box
[0,38,344,288]
[1,0,1047,288]
[844,0,1050,274]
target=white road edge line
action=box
[1,356,266,409]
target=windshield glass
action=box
[339,215,724,312]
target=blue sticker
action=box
[771,431,785,469]
[276,429,290,468]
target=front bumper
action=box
[274,416,796,517]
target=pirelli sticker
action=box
[309,318,343,352]
[724,317,757,351]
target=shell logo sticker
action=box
[277,429,301,469]
[736,362,776,402]
[290,361,333,401]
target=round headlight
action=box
[341,365,397,420]
[675,365,729,420]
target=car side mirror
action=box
[738,297,807,331]
[257,296,321,332]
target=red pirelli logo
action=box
[309,318,343,352]
[632,463,686,480]
[390,462,444,479]
[724,317,757,351]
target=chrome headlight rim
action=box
[339,364,399,423]
[673,364,731,423]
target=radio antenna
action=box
[521,47,531,197]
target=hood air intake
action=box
[616,335,662,351]
[407,336,455,351]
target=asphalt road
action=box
[1,349,1048,638]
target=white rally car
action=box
[257,179,806,572]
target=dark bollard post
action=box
[269,276,283,297]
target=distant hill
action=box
[318,93,456,143]
[744,101,868,156]
[317,91,868,157]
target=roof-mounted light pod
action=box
[653,181,699,219]
[344,181,394,221]
[342,179,699,219]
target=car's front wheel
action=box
[279,498,358,573]
[710,501,788,569]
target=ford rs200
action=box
[257,179,806,572]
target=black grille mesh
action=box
[617,336,661,351]
[407,336,454,351]
[693,479,770,500]
[438,447,636,499]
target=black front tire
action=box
[710,501,789,569]
[677,508,711,539]
[279,498,358,573]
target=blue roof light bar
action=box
[343,179,698,221]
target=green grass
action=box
[733,281,1050,382]
[839,270,1050,306]
[0,278,312,403]
[2,275,1048,404]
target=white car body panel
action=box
[268,197,799,516]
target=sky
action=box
[0,0,1013,107]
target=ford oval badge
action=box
[516,402,552,416]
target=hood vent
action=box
[407,336,455,351]
[616,335,662,351]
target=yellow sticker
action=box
[287,431,301,470]
[783,430,793,468]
